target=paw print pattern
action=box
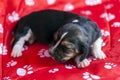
[81,10,92,15]
[83,72,101,80]
[111,22,120,27]
[65,64,76,69]
[85,0,102,6]
[8,11,20,22]
[118,39,120,42]
[25,0,35,6]
[47,0,56,5]
[0,24,3,33]
[101,29,110,37]
[0,43,8,55]
[64,3,74,11]
[48,68,59,73]
[3,76,11,80]
[38,49,50,58]
[104,63,117,69]
[104,4,113,9]
[16,65,33,76]
[6,60,17,67]
[100,12,115,21]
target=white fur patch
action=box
[75,55,90,68]
[11,29,33,58]
[91,37,106,59]
[72,19,79,23]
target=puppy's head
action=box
[49,23,88,63]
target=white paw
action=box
[17,65,33,76]
[76,59,90,68]
[92,49,106,60]
[104,63,117,69]
[11,44,23,58]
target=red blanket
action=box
[1,0,120,80]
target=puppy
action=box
[11,9,106,68]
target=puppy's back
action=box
[13,9,80,44]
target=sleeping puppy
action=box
[11,9,106,68]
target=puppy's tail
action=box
[79,42,89,61]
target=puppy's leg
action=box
[91,37,106,59]
[28,32,35,44]
[75,55,90,68]
[11,29,34,58]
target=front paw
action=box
[11,44,23,58]
[92,49,106,60]
[75,58,90,68]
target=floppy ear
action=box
[54,32,58,41]
[78,40,89,61]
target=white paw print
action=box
[100,12,115,21]
[6,60,17,67]
[48,68,59,73]
[8,11,20,22]
[65,64,76,69]
[111,22,120,27]
[38,49,50,58]
[83,72,101,80]
[104,4,113,9]
[104,63,117,69]
[85,0,102,6]
[25,0,35,6]
[3,76,11,80]
[16,65,33,76]
[118,39,120,42]
[64,3,74,11]
[0,43,8,55]
[0,24,3,33]
[47,0,56,5]
[101,29,110,37]
[81,10,92,15]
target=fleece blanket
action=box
[1,0,120,80]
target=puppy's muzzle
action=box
[48,48,68,63]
